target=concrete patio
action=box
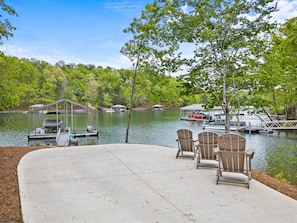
[18,144,297,223]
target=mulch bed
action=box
[0,146,49,223]
[1,146,297,223]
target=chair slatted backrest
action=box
[218,133,246,172]
[177,129,194,152]
[198,132,219,160]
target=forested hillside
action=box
[0,53,200,111]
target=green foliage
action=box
[256,17,297,119]
[0,53,198,110]
[0,54,20,110]
[0,0,18,44]
[267,144,297,185]
[122,0,278,131]
[16,59,41,105]
[274,172,290,184]
[97,70,126,106]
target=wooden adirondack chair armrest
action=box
[213,147,220,155]
[246,149,255,159]
[192,139,198,148]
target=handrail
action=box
[266,120,297,129]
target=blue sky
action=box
[0,0,296,69]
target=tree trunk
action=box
[125,52,140,143]
[222,72,230,133]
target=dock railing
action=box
[265,120,297,130]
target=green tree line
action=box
[0,54,200,111]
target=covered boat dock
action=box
[27,99,99,145]
[180,104,220,121]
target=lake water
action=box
[1,110,297,172]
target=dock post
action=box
[249,122,251,134]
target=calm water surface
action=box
[1,110,297,172]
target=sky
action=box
[0,0,297,69]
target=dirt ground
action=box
[1,146,297,223]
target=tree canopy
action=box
[256,17,297,119]
[0,54,199,111]
[0,0,18,45]
[123,0,278,132]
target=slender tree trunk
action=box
[272,89,279,119]
[262,105,273,121]
[222,72,230,133]
[125,52,140,143]
[236,98,240,132]
[224,104,230,133]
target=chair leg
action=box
[216,168,222,177]
[176,150,180,159]
[192,152,196,160]
[196,154,200,169]
[216,168,221,184]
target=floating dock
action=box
[28,131,99,141]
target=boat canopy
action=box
[29,104,44,110]
[180,104,205,111]
[111,104,126,108]
[111,104,126,112]
[27,99,97,114]
[179,104,223,120]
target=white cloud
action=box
[0,42,70,64]
[93,54,133,69]
[271,0,297,23]
[0,36,135,68]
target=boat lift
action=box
[27,99,99,146]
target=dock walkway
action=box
[266,120,297,130]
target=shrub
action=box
[267,144,297,185]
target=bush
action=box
[267,144,297,185]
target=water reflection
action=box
[0,111,297,172]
